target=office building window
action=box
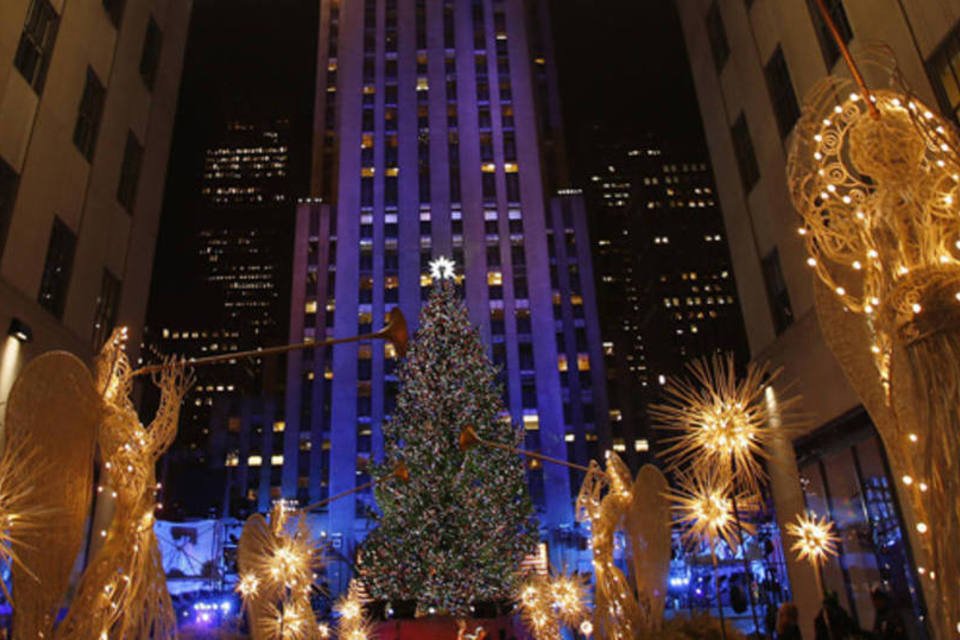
[92,269,121,349]
[140,16,162,90]
[117,131,144,212]
[103,0,126,27]
[74,68,106,161]
[731,113,760,193]
[38,217,77,319]
[928,24,960,124]
[765,46,800,139]
[0,159,19,258]
[14,0,59,94]
[761,248,794,335]
[807,0,852,69]
[705,0,729,74]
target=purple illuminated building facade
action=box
[275,0,608,586]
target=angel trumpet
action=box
[299,461,409,513]
[458,425,597,474]
[133,307,409,376]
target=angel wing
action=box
[6,352,100,639]
[626,464,671,632]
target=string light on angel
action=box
[786,44,960,639]
[574,455,671,639]
[55,328,194,640]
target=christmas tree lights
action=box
[360,274,537,615]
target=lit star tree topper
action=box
[429,255,457,281]
[360,276,537,614]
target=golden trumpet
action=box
[458,425,596,474]
[133,307,409,376]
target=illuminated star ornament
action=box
[786,511,840,568]
[429,255,457,281]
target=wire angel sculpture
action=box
[787,47,960,639]
[574,454,671,638]
[54,328,193,640]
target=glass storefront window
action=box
[796,409,928,639]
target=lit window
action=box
[481,162,496,173]
[361,166,375,177]
[557,354,568,372]
[523,414,540,431]
[271,455,284,466]
[634,438,650,452]
[273,421,285,433]
[385,167,399,176]
[305,300,317,314]
[609,409,622,422]
[577,354,590,371]
[613,439,626,453]
[564,433,575,443]
[416,77,429,91]
[487,271,503,286]
[504,163,518,173]
[248,455,263,467]
[225,452,239,467]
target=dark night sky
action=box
[551,0,707,178]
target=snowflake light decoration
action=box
[429,255,457,281]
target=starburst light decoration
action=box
[237,503,324,640]
[429,255,457,280]
[516,570,590,640]
[786,511,840,569]
[334,580,372,640]
[651,353,799,492]
[668,467,755,553]
[0,436,51,605]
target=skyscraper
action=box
[145,0,318,518]
[0,0,190,421]
[149,119,295,517]
[585,132,747,469]
[278,0,608,586]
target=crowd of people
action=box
[774,589,909,640]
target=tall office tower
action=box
[0,0,189,420]
[279,0,608,586]
[149,118,295,517]
[145,0,316,518]
[585,132,746,469]
[676,1,947,633]
[584,133,651,470]
[630,147,747,402]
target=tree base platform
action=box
[375,615,529,640]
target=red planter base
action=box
[375,615,530,640]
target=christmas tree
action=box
[360,264,537,615]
